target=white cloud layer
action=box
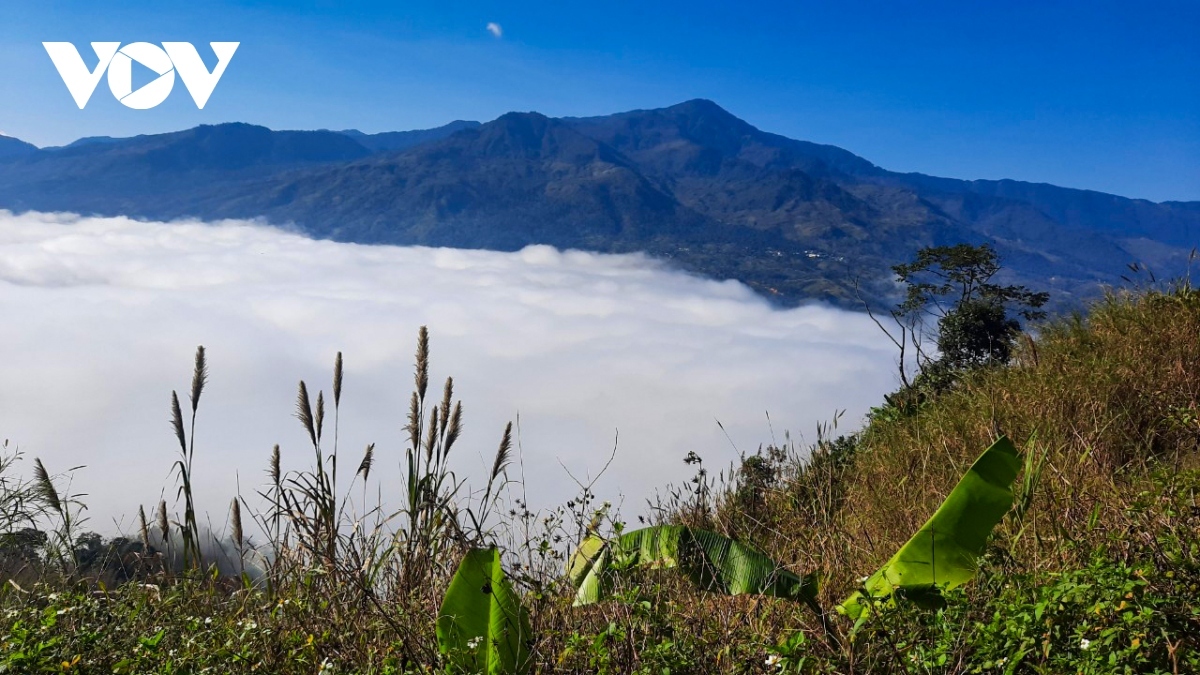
[486,22,503,38]
[0,211,897,534]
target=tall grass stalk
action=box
[169,346,207,570]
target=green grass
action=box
[2,287,1200,673]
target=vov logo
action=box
[43,42,239,110]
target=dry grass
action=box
[1,289,1199,673]
[717,287,1200,614]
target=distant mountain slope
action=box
[338,120,481,153]
[0,101,1195,307]
[0,135,37,161]
[215,112,723,250]
[880,173,1200,247]
[0,123,371,216]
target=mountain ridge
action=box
[0,100,1195,306]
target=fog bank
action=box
[0,211,897,533]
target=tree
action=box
[863,243,1048,394]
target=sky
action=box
[0,1,1196,201]
[0,211,896,530]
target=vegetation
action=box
[838,437,1021,622]
[864,243,1049,395]
[2,278,1200,672]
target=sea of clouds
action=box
[0,210,898,535]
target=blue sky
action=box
[0,1,1196,201]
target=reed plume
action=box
[357,443,375,482]
[157,499,169,542]
[33,458,79,571]
[490,422,513,487]
[439,377,453,434]
[315,390,325,444]
[481,422,513,515]
[190,346,207,413]
[333,352,343,408]
[230,498,243,550]
[415,325,429,401]
[295,381,317,448]
[444,401,462,451]
[170,392,186,455]
[270,444,281,488]
[406,391,420,450]
[33,458,61,515]
[138,505,151,552]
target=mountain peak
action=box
[666,98,736,115]
[0,134,38,161]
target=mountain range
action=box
[1,99,1196,307]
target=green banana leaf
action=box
[838,436,1022,620]
[436,547,532,674]
[568,525,820,613]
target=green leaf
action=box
[436,547,532,674]
[567,525,820,613]
[838,436,1022,619]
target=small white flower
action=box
[467,636,482,649]
[204,616,213,625]
[1080,638,1091,650]
[765,654,782,668]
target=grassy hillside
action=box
[1,287,1199,673]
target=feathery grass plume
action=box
[171,364,202,569]
[482,422,513,509]
[190,345,207,413]
[33,458,80,572]
[157,499,170,542]
[439,377,453,435]
[315,390,325,443]
[170,391,187,454]
[295,381,317,448]
[32,458,62,516]
[138,505,151,551]
[415,325,429,401]
[444,401,462,452]
[265,444,283,577]
[424,406,440,462]
[329,353,342,501]
[230,498,243,550]
[406,391,421,449]
[333,352,343,408]
[490,422,513,487]
[357,443,375,482]
[270,444,281,488]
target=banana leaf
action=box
[568,525,820,614]
[838,436,1022,620]
[436,547,532,674]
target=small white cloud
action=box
[486,22,503,38]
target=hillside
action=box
[2,286,1198,672]
[0,100,1196,306]
[0,135,36,161]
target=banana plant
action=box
[838,436,1022,621]
[437,547,532,675]
[567,525,822,617]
